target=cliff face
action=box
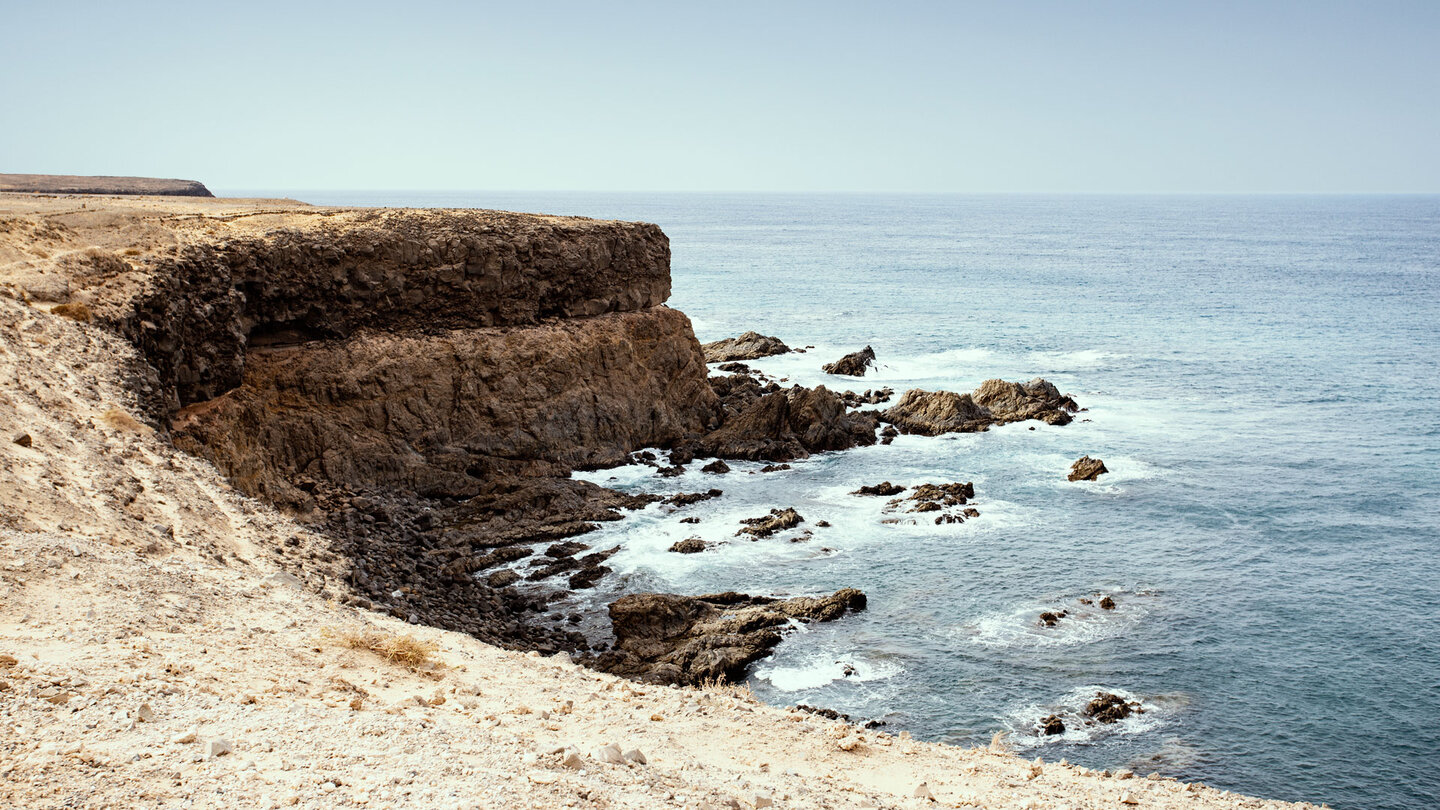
[0,173,213,196]
[174,307,717,506]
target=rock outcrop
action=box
[822,346,876,377]
[1068,456,1109,481]
[694,384,876,461]
[595,589,867,685]
[881,378,1078,436]
[701,331,789,363]
[0,173,213,196]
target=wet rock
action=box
[679,516,701,524]
[1099,595,1117,610]
[759,463,791,473]
[663,489,723,508]
[668,537,708,554]
[701,332,790,363]
[815,520,831,528]
[1068,456,1109,481]
[822,345,876,377]
[545,541,590,559]
[715,361,751,374]
[486,570,521,589]
[656,464,686,478]
[700,459,731,475]
[839,387,893,407]
[1040,715,1066,735]
[1038,610,1069,627]
[879,425,898,445]
[852,481,904,497]
[737,508,804,538]
[597,589,867,685]
[1085,692,1143,724]
[567,565,611,589]
[669,447,695,465]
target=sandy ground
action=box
[0,199,1322,810]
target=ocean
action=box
[240,191,1440,810]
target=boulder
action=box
[696,385,876,462]
[881,378,1079,436]
[1068,456,1108,481]
[737,508,804,538]
[972,378,1078,426]
[700,459,730,475]
[668,537,708,554]
[1085,692,1144,724]
[822,346,876,377]
[595,588,867,685]
[1040,715,1066,735]
[1099,595,1116,610]
[701,332,790,363]
[881,389,991,436]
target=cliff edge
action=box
[0,173,213,197]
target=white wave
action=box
[1003,685,1174,750]
[955,591,1150,649]
[752,648,904,693]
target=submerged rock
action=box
[852,481,905,497]
[702,332,790,363]
[840,388,894,407]
[596,588,867,685]
[1099,595,1117,610]
[663,489,723,508]
[1068,456,1109,481]
[822,345,876,377]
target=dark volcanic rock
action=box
[759,463,791,473]
[852,482,905,497]
[663,489,723,508]
[1068,456,1109,482]
[822,346,876,377]
[701,332,790,363]
[1085,692,1144,724]
[1040,715,1066,735]
[696,385,876,462]
[668,537,708,554]
[595,588,867,685]
[737,507,804,538]
[700,459,731,474]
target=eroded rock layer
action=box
[173,307,719,507]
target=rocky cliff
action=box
[0,173,213,196]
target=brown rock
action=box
[596,588,867,685]
[700,459,730,474]
[1099,595,1117,610]
[668,537,708,554]
[701,332,790,363]
[0,173,213,196]
[1040,714,1066,735]
[821,346,876,377]
[696,385,876,462]
[737,508,804,538]
[1068,456,1109,482]
[882,378,1079,436]
[1085,692,1143,724]
[972,378,1078,426]
[12,433,31,448]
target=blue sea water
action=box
[247,191,1440,810]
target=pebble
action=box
[136,703,155,723]
[622,748,647,765]
[593,743,625,764]
[913,782,934,800]
[171,728,198,744]
[206,738,233,758]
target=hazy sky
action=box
[3,1,1437,192]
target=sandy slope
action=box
[0,266,1319,810]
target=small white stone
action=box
[622,748,647,765]
[913,782,934,800]
[136,703,155,723]
[171,728,197,744]
[206,738,233,758]
[593,743,625,764]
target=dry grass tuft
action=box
[101,407,145,433]
[699,675,756,702]
[51,301,92,323]
[329,626,440,670]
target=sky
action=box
[2,1,1437,193]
